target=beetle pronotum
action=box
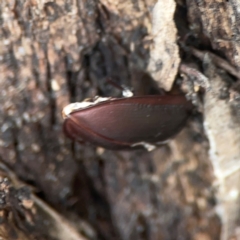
[62,95,193,151]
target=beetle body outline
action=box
[62,95,193,150]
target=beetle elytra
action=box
[62,95,193,151]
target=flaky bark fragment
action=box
[148,0,180,91]
[203,57,240,240]
[186,1,240,239]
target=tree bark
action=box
[0,0,239,239]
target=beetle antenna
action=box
[106,78,134,97]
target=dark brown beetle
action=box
[62,95,193,150]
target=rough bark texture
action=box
[0,0,239,240]
[186,1,240,239]
[148,0,180,91]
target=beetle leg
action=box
[122,87,134,97]
[106,78,134,97]
[131,142,156,151]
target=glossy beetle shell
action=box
[62,95,193,150]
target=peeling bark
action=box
[0,0,238,239]
[186,1,240,239]
[148,0,180,91]
[203,58,240,240]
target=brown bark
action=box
[0,0,238,239]
[186,1,240,239]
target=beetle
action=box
[62,95,193,151]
